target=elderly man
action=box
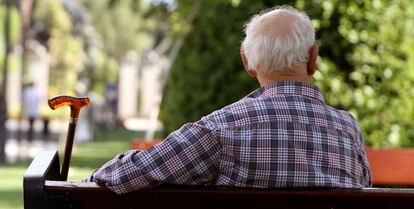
[85,6,372,194]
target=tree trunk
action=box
[145,0,203,140]
[16,0,34,144]
[19,0,34,98]
[0,0,12,164]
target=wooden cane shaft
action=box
[61,121,77,181]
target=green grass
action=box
[0,162,30,209]
[0,128,141,209]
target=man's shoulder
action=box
[201,96,266,130]
[327,106,358,124]
[325,106,362,135]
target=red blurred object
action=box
[366,148,414,186]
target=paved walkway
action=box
[5,119,67,163]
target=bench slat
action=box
[45,180,414,196]
[43,181,414,209]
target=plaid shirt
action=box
[87,81,372,194]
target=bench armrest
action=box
[23,150,62,209]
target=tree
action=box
[32,0,84,94]
[80,0,151,61]
[79,0,155,95]
[0,0,12,164]
[18,0,34,102]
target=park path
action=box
[4,119,66,163]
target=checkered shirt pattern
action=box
[86,81,372,194]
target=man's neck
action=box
[256,66,310,87]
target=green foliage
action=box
[0,5,21,46]
[304,0,414,147]
[79,0,154,94]
[33,0,84,95]
[160,0,414,147]
[0,4,22,82]
[348,0,414,148]
[85,51,119,95]
[80,0,153,60]
[32,0,153,95]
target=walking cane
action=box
[48,95,90,181]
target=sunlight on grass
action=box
[0,190,23,209]
[68,167,96,181]
[0,163,29,209]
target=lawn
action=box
[0,128,141,209]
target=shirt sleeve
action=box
[85,121,222,194]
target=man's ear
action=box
[240,45,257,78]
[307,44,319,76]
[246,70,257,77]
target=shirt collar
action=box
[246,81,326,103]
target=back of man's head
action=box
[242,6,315,74]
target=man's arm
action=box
[85,121,222,194]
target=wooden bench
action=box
[24,150,414,209]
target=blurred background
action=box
[1,0,414,208]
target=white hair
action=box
[242,6,315,73]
